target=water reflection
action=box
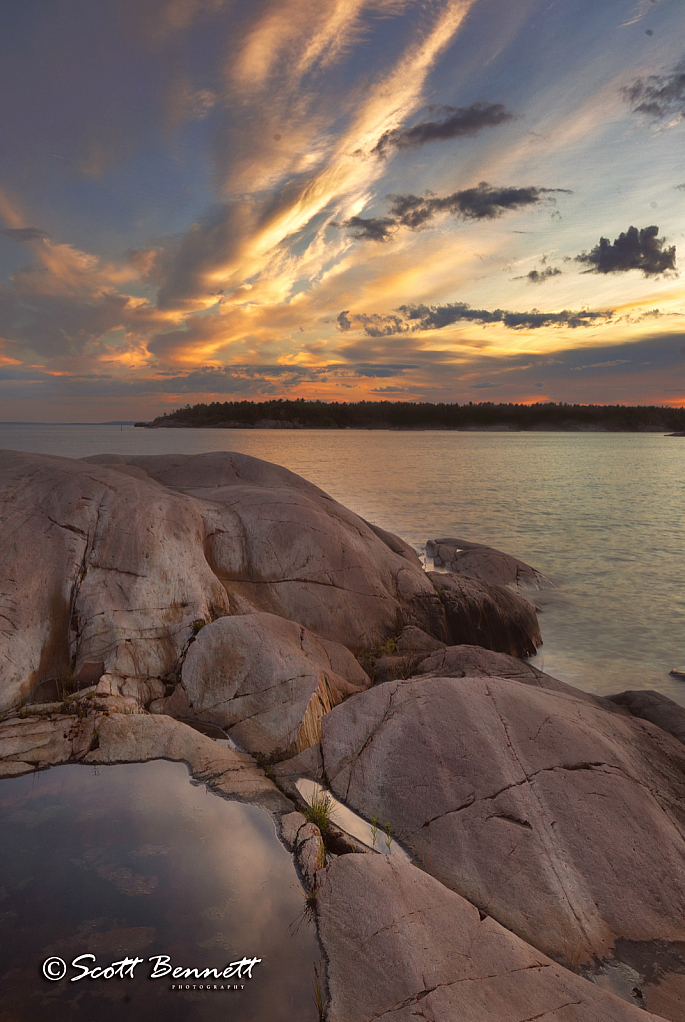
[0,761,319,1021]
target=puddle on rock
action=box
[0,761,319,1021]
[296,777,411,860]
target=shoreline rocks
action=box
[2,447,685,1020]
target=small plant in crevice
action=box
[312,958,325,1022]
[191,619,205,635]
[287,883,317,937]
[302,789,335,834]
[254,751,276,781]
[56,664,79,702]
[370,817,379,849]
[384,822,393,852]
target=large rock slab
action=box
[0,449,447,712]
[321,675,685,976]
[428,537,547,587]
[428,571,541,657]
[156,612,370,756]
[316,854,664,1022]
[87,451,448,652]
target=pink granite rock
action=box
[321,675,685,977]
[316,853,665,1022]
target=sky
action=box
[0,0,684,421]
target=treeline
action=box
[141,399,685,432]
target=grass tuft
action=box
[312,959,325,1021]
[303,789,335,834]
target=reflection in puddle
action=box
[296,777,411,861]
[0,761,319,1021]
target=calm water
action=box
[1,423,684,706]
[0,761,319,1021]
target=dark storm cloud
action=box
[372,101,515,157]
[575,225,676,276]
[338,302,612,336]
[335,215,398,242]
[1,228,50,243]
[519,267,563,284]
[622,59,685,120]
[388,183,569,226]
[336,183,570,242]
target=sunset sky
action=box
[1,0,684,420]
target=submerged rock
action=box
[152,612,370,756]
[321,674,685,976]
[316,854,662,1022]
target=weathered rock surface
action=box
[428,571,542,657]
[87,451,448,652]
[0,712,289,813]
[0,449,457,713]
[0,450,229,711]
[153,612,370,755]
[321,675,685,975]
[428,537,547,587]
[608,689,685,746]
[316,854,663,1022]
[1,449,547,714]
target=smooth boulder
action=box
[156,612,370,755]
[417,644,622,712]
[321,674,685,975]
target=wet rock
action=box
[608,689,685,745]
[158,612,371,756]
[428,571,542,657]
[321,675,685,973]
[316,854,662,1022]
[427,537,547,587]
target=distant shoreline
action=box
[134,421,684,434]
[132,399,685,434]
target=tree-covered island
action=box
[136,399,685,433]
